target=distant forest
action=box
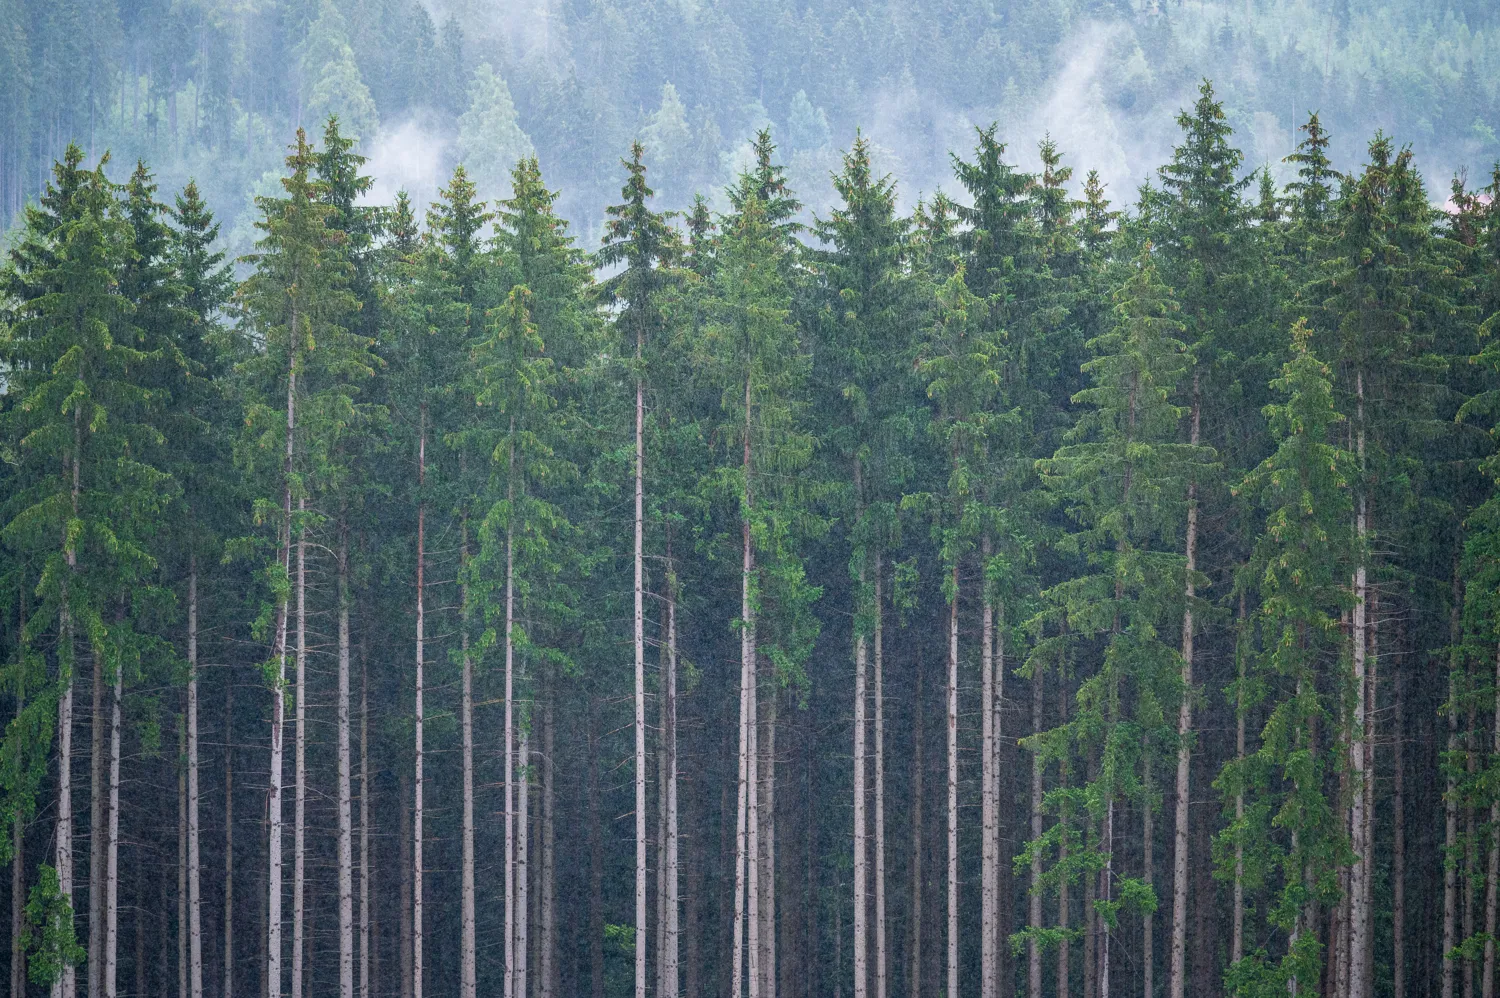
[5,6,1500,998]
[1,0,1499,246]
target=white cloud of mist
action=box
[362,113,455,216]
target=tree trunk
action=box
[1445,561,1464,998]
[1143,750,1154,998]
[1467,701,1480,998]
[267,322,296,998]
[946,560,959,998]
[1485,637,1500,998]
[1232,594,1246,968]
[589,696,605,998]
[853,502,869,998]
[518,722,530,998]
[413,407,426,998]
[981,535,997,998]
[188,559,203,998]
[1348,369,1371,998]
[224,683,234,998]
[11,636,25,998]
[1029,663,1044,998]
[665,564,680,998]
[1392,654,1405,998]
[505,433,517,998]
[360,625,370,998]
[635,355,648,998]
[735,371,760,998]
[399,770,413,998]
[910,654,924,998]
[293,497,306,998]
[460,519,476,998]
[541,685,557,998]
[180,712,188,998]
[104,644,121,998]
[90,613,104,998]
[760,695,776,998]
[338,522,354,998]
[1168,378,1200,998]
[873,554,887,998]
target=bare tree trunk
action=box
[735,372,761,998]
[11,635,25,998]
[1347,370,1371,998]
[588,696,605,998]
[399,770,412,998]
[293,497,306,998]
[665,565,680,998]
[635,355,648,998]
[541,686,557,998]
[981,535,997,998]
[338,522,354,998]
[460,520,476,998]
[1361,596,1378,987]
[947,561,959,998]
[188,560,202,998]
[1485,637,1500,998]
[1101,793,1114,998]
[910,656,925,998]
[873,555,887,998]
[1232,594,1246,969]
[91,613,104,998]
[413,409,426,998]
[1445,561,1464,998]
[1143,750,1153,998]
[104,643,120,998]
[1168,379,1200,998]
[360,628,370,998]
[518,722,530,998]
[180,706,188,998]
[224,683,234,998]
[1393,657,1405,998]
[1029,664,1044,998]
[1468,702,1480,998]
[267,328,296,998]
[853,501,869,998]
[505,434,517,998]
[760,696,776,998]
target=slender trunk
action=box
[1029,663,1044,998]
[1168,378,1200,998]
[760,694,776,998]
[1392,658,1405,998]
[399,771,412,998]
[735,371,761,998]
[1361,595,1378,986]
[1468,701,1480,998]
[1063,698,1075,998]
[873,554,887,998]
[54,413,76,998]
[267,326,296,998]
[1445,560,1464,998]
[995,602,1008,993]
[1101,792,1114,998]
[665,563,680,998]
[505,432,517,998]
[518,721,530,998]
[541,685,557,998]
[635,349,648,998]
[293,496,306,998]
[981,534,997,998]
[1348,369,1370,998]
[360,624,370,998]
[1144,749,1154,998]
[413,405,427,998]
[460,519,476,998]
[224,683,234,998]
[658,603,670,998]
[947,560,959,998]
[180,707,188,998]
[853,495,869,998]
[10,634,25,998]
[910,655,924,998]
[104,643,120,998]
[1485,637,1500,998]
[338,522,354,998]
[1233,594,1247,969]
[90,608,104,998]
[188,560,203,998]
[589,698,605,998]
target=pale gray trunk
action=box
[873,555,887,998]
[518,723,530,998]
[224,684,234,998]
[1348,370,1370,998]
[734,373,759,998]
[1484,638,1500,998]
[413,412,426,998]
[981,535,996,998]
[104,649,120,998]
[1168,380,1200,998]
[853,534,868,998]
[504,435,516,998]
[759,697,776,998]
[664,569,680,998]
[460,521,476,998]
[90,619,104,998]
[338,524,354,998]
[180,742,187,998]
[1445,562,1464,998]
[635,365,648,998]
[1232,595,1246,968]
[1143,750,1154,998]
[54,654,74,998]
[1029,666,1043,998]
[267,339,296,998]
[11,634,26,998]
[293,495,306,998]
[1393,664,1405,998]
[188,559,202,998]
[359,632,370,998]
[541,690,556,998]
[946,561,959,998]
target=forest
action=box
[4,11,1500,998]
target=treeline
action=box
[2,80,1500,998]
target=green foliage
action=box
[24,865,83,986]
